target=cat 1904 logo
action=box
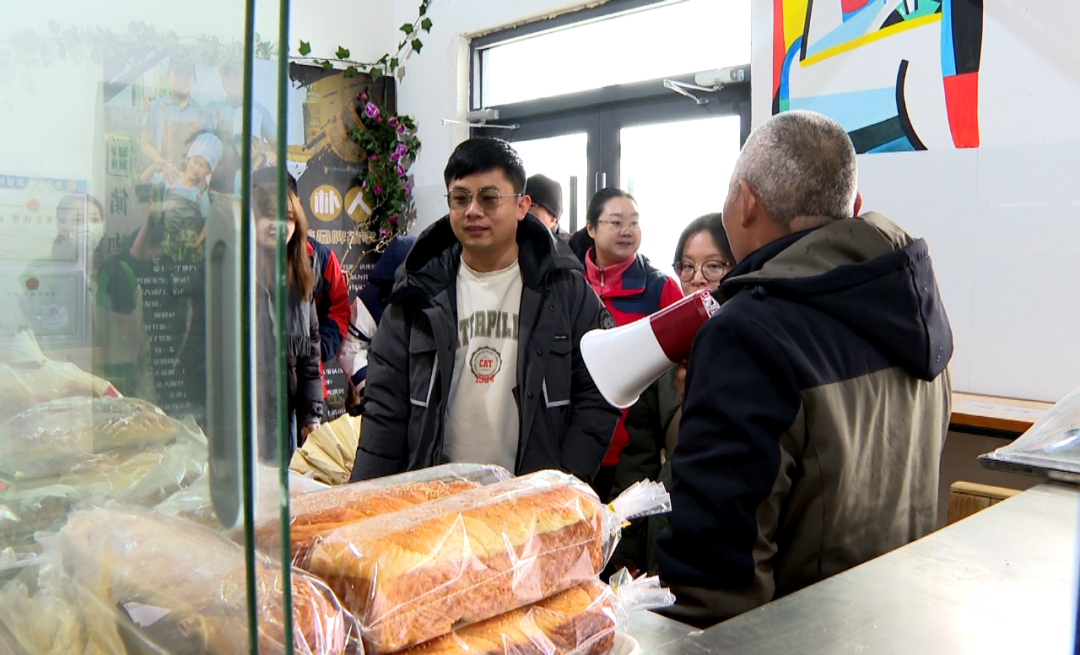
[470,347,502,384]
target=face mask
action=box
[86,223,106,252]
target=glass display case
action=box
[0,2,350,653]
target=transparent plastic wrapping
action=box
[0,548,124,654]
[0,422,207,554]
[290,413,363,485]
[394,571,675,655]
[979,385,1080,482]
[0,396,188,480]
[155,466,328,531]
[0,331,119,424]
[57,506,359,655]
[260,463,512,560]
[299,470,670,655]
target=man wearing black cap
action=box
[141,56,212,185]
[526,174,570,243]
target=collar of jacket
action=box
[389,212,581,303]
[715,212,953,381]
[584,250,650,298]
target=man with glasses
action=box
[350,137,621,483]
[654,110,952,626]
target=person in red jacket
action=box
[580,187,682,500]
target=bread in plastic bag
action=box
[396,570,674,655]
[155,466,328,531]
[0,330,119,424]
[0,397,184,480]
[0,549,129,655]
[0,424,207,554]
[57,506,358,655]
[300,469,670,654]
[266,463,512,561]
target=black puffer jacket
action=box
[350,214,621,482]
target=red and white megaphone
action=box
[582,289,722,408]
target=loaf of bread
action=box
[260,463,511,561]
[1,434,207,554]
[58,507,355,655]
[398,580,616,655]
[300,470,613,655]
[0,396,181,480]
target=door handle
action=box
[204,197,245,530]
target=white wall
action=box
[292,0,394,64]
[752,1,1080,402]
[392,0,610,232]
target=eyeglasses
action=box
[597,219,641,233]
[673,260,732,283]
[446,187,522,212]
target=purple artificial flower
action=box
[389,116,398,127]
[380,227,392,238]
[393,143,408,160]
[364,102,379,119]
[360,91,367,102]
[361,180,367,189]
[388,215,398,224]
[369,154,377,161]
[397,164,406,177]
[374,185,383,195]
[375,116,381,124]
[403,181,413,195]
[397,124,406,135]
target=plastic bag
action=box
[0,330,119,424]
[0,549,129,655]
[290,413,362,485]
[299,469,670,655]
[155,466,329,531]
[57,506,359,655]
[979,385,1080,481]
[261,463,511,561]
[0,424,207,554]
[394,570,674,655]
[0,396,185,480]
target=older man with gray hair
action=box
[654,110,953,627]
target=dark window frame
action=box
[469,0,752,231]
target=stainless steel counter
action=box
[625,607,700,651]
[645,482,1079,654]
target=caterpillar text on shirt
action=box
[442,258,523,471]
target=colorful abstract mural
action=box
[773,0,983,153]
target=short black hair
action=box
[673,213,733,266]
[443,138,526,193]
[585,187,635,229]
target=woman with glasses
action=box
[579,187,684,501]
[606,212,734,577]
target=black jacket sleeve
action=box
[295,298,324,427]
[557,275,622,482]
[654,309,801,623]
[350,301,412,481]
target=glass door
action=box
[512,133,589,233]
[621,115,743,268]
[0,1,328,653]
